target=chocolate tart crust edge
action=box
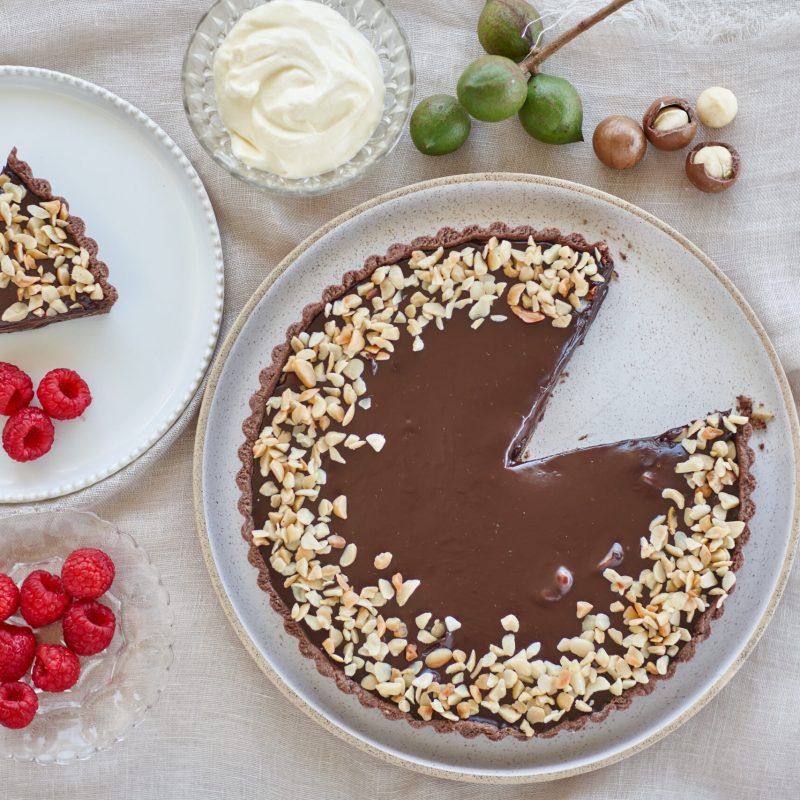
[234,222,756,741]
[1,148,118,333]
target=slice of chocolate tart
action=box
[0,148,117,333]
[238,224,755,740]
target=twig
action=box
[521,0,635,74]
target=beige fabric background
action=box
[2,0,800,796]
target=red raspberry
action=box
[0,622,36,681]
[61,548,115,600]
[2,407,55,462]
[36,368,92,420]
[32,644,80,692]
[0,574,20,621]
[0,362,34,416]
[0,681,38,729]
[63,600,116,656]
[19,570,70,628]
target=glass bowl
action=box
[0,510,174,764]
[182,0,415,196]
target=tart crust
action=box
[236,223,756,740]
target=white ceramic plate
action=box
[194,175,799,783]
[0,67,223,502]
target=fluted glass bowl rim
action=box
[182,0,416,196]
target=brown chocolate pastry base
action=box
[0,148,118,333]
[237,223,756,740]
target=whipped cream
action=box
[213,0,385,179]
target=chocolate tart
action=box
[0,148,117,333]
[237,223,755,740]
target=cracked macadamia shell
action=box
[642,96,697,151]
[685,141,740,192]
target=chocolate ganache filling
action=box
[245,229,754,738]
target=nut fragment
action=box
[366,433,386,452]
[71,265,95,285]
[396,578,420,607]
[696,86,738,128]
[511,305,545,324]
[339,543,357,567]
[642,96,697,151]
[1,302,29,323]
[576,601,593,619]
[292,358,316,388]
[331,494,348,519]
[685,141,740,193]
[415,612,431,629]
[500,613,519,632]
[425,647,453,669]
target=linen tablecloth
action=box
[2,0,800,796]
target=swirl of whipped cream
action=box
[214,0,386,179]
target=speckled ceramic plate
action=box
[193,174,799,783]
[0,67,224,502]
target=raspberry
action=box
[32,644,80,692]
[0,623,36,682]
[36,368,92,421]
[2,407,55,462]
[0,681,38,729]
[61,548,115,600]
[63,600,116,656]
[0,363,34,416]
[0,574,20,621]
[19,570,70,628]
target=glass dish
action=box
[182,0,415,196]
[0,510,174,764]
